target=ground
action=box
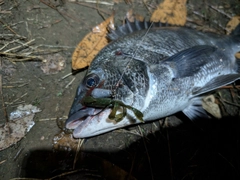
[0,0,240,179]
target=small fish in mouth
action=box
[66,20,240,138]
[81,95,144,123]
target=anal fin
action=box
[183,97,209,120]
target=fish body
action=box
[66,21,240,138]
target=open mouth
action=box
[66,107,97,128]
[65,107,111,129]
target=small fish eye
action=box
[86,78,95,87]
[85,74,100,88]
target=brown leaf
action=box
[72,15,114,70]
[150,0,187,26]
[226,16,240,58]
[0,105,41,151]
[226,15,240,35]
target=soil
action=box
[0,0,240,180]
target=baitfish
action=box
[66,20,240,138]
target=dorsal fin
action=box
[107,19,169,41]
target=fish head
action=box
[66,53,148,138]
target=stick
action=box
[73,139,84,169]
[65,77,75,89]
[0,55,9,123]
[0,52,44,61]
[138,125,154,180]
[4,39,35,53]
[0,19,19,35]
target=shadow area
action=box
[20,115,240,180]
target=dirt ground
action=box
[0,0,240,179]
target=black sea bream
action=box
[66,21,240,138]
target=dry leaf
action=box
[150,0,187,26]
[0,104,41,151]
[202,95,221,119]
[236,53,240,59]
[226,16,240,58]
[72,15,114,70]
[226,15,240,35]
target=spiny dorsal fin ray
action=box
[107,19,169,41]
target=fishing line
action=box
[112,21,154,96]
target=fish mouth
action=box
[65,107,96,129]
[66,107,119,138]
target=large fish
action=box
[66,20,240,138]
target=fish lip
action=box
[71,108,114,138]
[65,107,95,129]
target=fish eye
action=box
[85,74,100,88]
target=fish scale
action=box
[66,21,240,138]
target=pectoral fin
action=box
[163,45,217,78]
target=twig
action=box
[37,116,68,121]
[0,40,19,51]
[166,126,174,180]
[13,148,24,161]
[34,75,43,82]
[0,34,26,39]
[65,77,75,88]
[138,125,154,180]
[47,169,96,180]
[142,0,153,13]
[40,0,57,10]
[218,153,238,173]
[221,99,240,108]
[73,2,112,15]
[25,21,31,39]
[40,0,78,23]
[6,92,27,106]
[0,56,9,123]
[95,0,106,23]
[128,153,136,180]
[4,39,35,53]
[208,5,232,19]
[0,52,44,61]
[2,81,26,84]
[219,85,240,89]
[0,19,19,35]
[75,0,114,6]
[5,101,25,107]
[37,44,74,49]
[3,83,28,88]
[0,159,6,165]
[0,0,4,6]
[114,128,143,137]
[73,139,84,169]
[60,72,73,80]
[10,178,41,180]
